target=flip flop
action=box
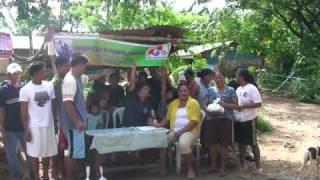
[187,171,196,179]
[254,168,263,175]
[187,174,195,179]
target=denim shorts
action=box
[64,129,86,159]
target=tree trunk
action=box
[28,30,34,56]
[59,0,64,31]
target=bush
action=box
[166,53,208,86]
[257,67,320,104]
[257,69,286,91]
[256,116,272,133]
[286,77,320,103]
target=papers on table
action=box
[136,126,158,131]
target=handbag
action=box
[234,110,246,122]
[58,128,68,150]
[205,101,225,120]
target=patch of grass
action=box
[256,116,272,133]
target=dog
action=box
[299,146,320,179]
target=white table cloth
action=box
[85,127,169,154]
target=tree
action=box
[68,0,158,32]
[222,0,320,102]
[0,0,60,56]
[0,12,9,28]
[68,1,207,33]
[57,0,77,31]
[224,0,320,74]
[226,0,320,39]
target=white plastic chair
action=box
[112,107,125,128]
[101,111,110,128]
[110,107,125,162]
[172,110,206,174]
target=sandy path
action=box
[258,95,320,179]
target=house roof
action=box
[10,25,191,50]
[100,25,184,38]
[57,25,196,45]
[178,41,235,59]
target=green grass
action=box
[256,116,273,133]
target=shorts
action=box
[203,117,234,146]
[234,119,257,145]
[64,129,86,159]
[168,131,197,154]
[27,125,58,158]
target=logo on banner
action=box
[53,39,73,60]
[146,44,169,59]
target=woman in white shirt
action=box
[157,84,201,179]
[235,69,262,174]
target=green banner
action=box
[53,34,171,67]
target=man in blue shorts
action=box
[62,54,106,179]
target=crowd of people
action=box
[0,53,262,180]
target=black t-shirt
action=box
[0,82,24,132]
[107,85,125,107]
[227,80,240,91]
[147,78,161,111]
[123,91,152,127]
[92,82,108,94]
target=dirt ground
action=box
[0,95,319,180]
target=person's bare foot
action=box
[187,170,196,179]
[254,168,263,175]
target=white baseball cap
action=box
[7,63,22,74]
[178,74,187,82]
